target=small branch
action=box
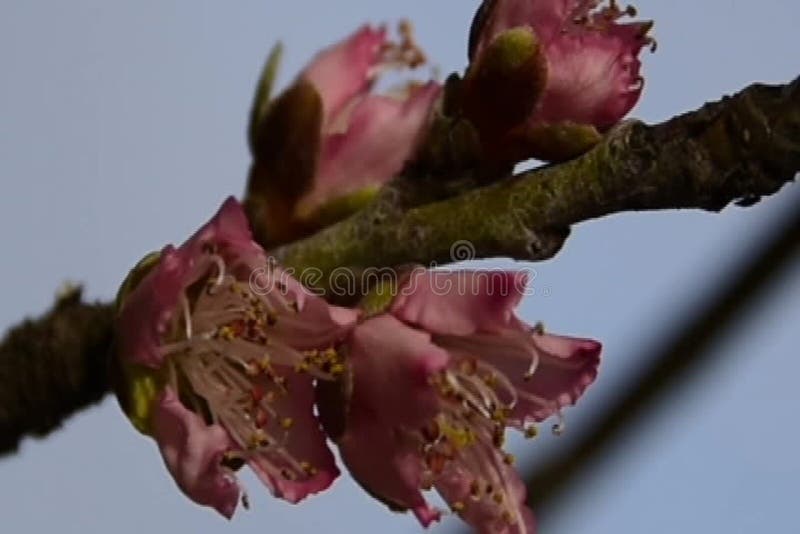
[275,77,800,280]
[0,288,114,456]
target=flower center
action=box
[159,252,342,485]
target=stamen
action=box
[181,294,193,339]
[375,20,427,79]
[157,250,348,494]
[523,351,540,382]
[210,254,227,289]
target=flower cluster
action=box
[113,1,650,531]
[116,198,600,532]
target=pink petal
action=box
[251,264,360,349]
[435,460,536,534]
[533,29,646,129]
[391,270,529,336]
[348,315,449,427]
[441,329,601,423]
[524,332,601,411]
[186,197,260,259]
[296,82,441,217]
[118,197,263,369]
[302,25,387,127]
[336,404,441,525]
[151,388,240,519]
[117,245,193,368]
[247,372,340,503]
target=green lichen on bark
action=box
[274,78,799,286]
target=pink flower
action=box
[247,24,442,245]
[322,270,601,533]
[466,0,654,161]
[297,24,442,219]
[116,197,358,517]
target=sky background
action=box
[1,1,798,533]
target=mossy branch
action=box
[274,77,800,280]
[1,77,798,454]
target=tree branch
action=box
[275,77,800,281]
[0,288,114,456]
[1,77,797,454]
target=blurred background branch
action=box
[524,200,800,526]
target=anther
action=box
[470,480,481,499]
[300,461,317,476]
[254,409,269,429]
[249,430,271,449]
[250,385,265,404]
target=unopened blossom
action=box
[115,197,358,517]
[247,23,442,245]
[322,270,601,533]
[465,0,654,161]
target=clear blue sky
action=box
[1,1,798,533]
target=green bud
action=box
[462,27,547,142]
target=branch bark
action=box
[0,77,798,455]
[275,77,800,281]
[0,288,113,456]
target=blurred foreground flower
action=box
[464,0,654,162]
[320,270,601,533]
[114,198,358,517]
[246,23,442,246]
